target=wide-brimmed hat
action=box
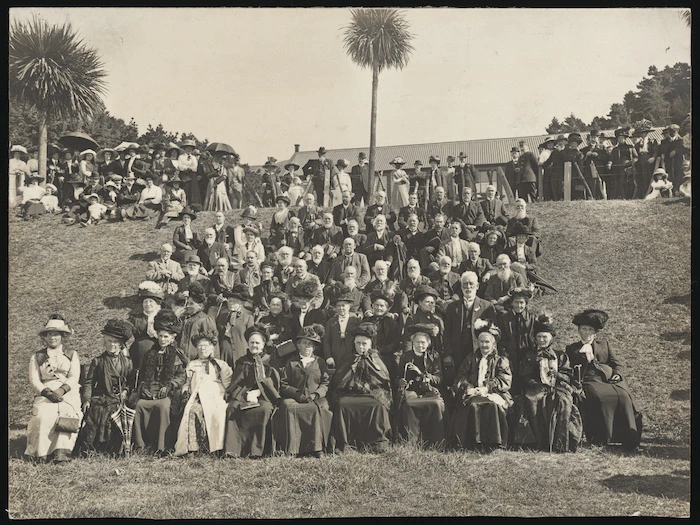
[534,314,556,336]
[329,283,354,305]
[10,145,28,154]
[653,168,669,180]
[241,205,257,220]
[317,146,327,155]
[351,322,377,340]
[45,183,58,193]
[123,173,137,181]
[572,309,609,330]
[167,143,182,155]
[508,287,533,301]
[336,158,349,169]
[446,155,456,162]
[555,134,568,143]
[38,316,73,336]
[180,139,197,149]
[101,319,134,342]
[276,194,291,206]
[80,149,97,160]
[296,323,325,345]
[665,124,680,132]
[242,225,260,237]
[27,174,44,184]
[405,323,437,339]
[154,309,182,334]
[284,162,300,171]
[244,324,269,343]
[370,288,395,307]
[152,142,168,152]
[290,279,320,301]
[84,193,100,201]
[183,253,203,266]
[390,156,406,166]
[168,174,182,184]
[180,206,197,220]
[429,155,441,165]
[567,132,583,144]
[137,280,164,302]
[263,156,278,169]
[413,284,438,303]
[97,148,117,162]
[104,181,117,189]
[191,331,219,347]
[614,127,630,138]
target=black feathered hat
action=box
[296,323,325,344]
[572,309,609,331]
[191,331,219,347]
[101,319,135,343]
[351,322,377,340]
[475,320,501,342]
[244,324,269,343]
[534,314,556,336]
[405,323,436,339]
[154,309,182,334]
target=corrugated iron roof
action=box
[278,128,665,171]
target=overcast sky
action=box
[10,8,691,164]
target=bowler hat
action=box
[572,309,609,330]
[317,147,327,155]
[101,319,134,342]
[358,152,367,160]
[296,323,325,345]
[511,147,519,153]
[183,253,203,266]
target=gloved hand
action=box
[41,388,62,403]
[293,391,309,403]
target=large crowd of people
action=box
[21,153,645,461]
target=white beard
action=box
[497,269,512,281]
[515,210,527,220]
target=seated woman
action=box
[224,325,282,458]
[120,172,163,220]
[273,324,332,457]
[269,194,295,249]
[131,309,188,453]
[25,315,83,463]
[498,287,537,397]
[644,168,674,200]
[259,292,295,371]
[19,174,47,220]
[128,281,165,372]
[76,319,136,456]
[156,175,187,229]
[451,322,512,451]
[330,322,393,453]
[509,315,582,452]
[174,333,233,456]
[396,324,445,447]
[566,309,642,451]
[479,227,506,266]
[172,206,200,263]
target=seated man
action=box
[341,267,364,315]
[297,192,323,238]
[459,242,495,292]
[505,198,542,256]
[426,186,451,230]
[396,213,424,264]
[437,220,469,273]
[449,186,486,241]
[397,257,431,320]
[310,212,344,260]
[285,257,324,310]
[234,250,262,302]
[361,260,399,316]
[364,190,397,234]
[252,261,283,316]
[329,237,371,290]
[232,225,265,269]
[197,227,231,275]
[176,252,211,301]
[397,192,427,231]
[359,213,395,270]
[428,255,460,316]
[346,219,367,250]
[146,243,184,296]
[420,212,450,271]
[273,246,295,289]
[479,184,510,231]
[307,244,333,285]
[484,254,526,309]
[332,187,361,238]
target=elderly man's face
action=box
[409,194,418,206]
[161,246,173,260]
[461,277,478,298]
[279,250,292,265]
[511,150,519,160]
[496,258,511,271]
[245,252,257,266]
[295,259,308,277]
[323,214,333,227]
[461,188,472,202]
[374,216,386,230]
[348,222,359,235]
[375,193,386,205]
[439,259,452,274]
[435,188,445,200]
[342,191,351,204]
[374,263,388,279]
[450,222,462,237]
[408,216,418,230]
[468,246,479,260]
[342,239,355,255]
[344,266,357,281]
[305,195,315,207]
[205,232,216,244]
[214,259,228,274]
[486,187,496,199]
[311,248,323,263]
[187,262,202,274]
[435,215,445,229]
[407,261,421,278]
[215,212,225,225]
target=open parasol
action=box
[115,141,140,153]
[206,142,236,156]
[58,132,100,152]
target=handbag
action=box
[55,401,81,434]
[275,339,297,358]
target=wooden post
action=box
[323,166,331,207]
[589,162,607,200]
[563,162,572,201]
[496,166,515,203]
[572,162,595,200]
[537,166,544,202]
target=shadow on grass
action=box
[660,331,691,345]
[676,350,691,360]
[128,251,159,262]
[660,197,690,206]
[602,473,690,502]
[102,295,138,311]
[670,389,690,401]
[662,294,691,308]
[640,444,690,460]
[9,435,27,459]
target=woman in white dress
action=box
[175,333,233,456]
[284,163,305,206]
[25,315,83,462]
[9,145,30,208]
[331,158,352,208]
[204,153,233,212]
[390,156,410,209]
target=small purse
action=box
[275,339,297,358]
[55,402,81,434]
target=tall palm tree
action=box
[343,8,413,200]
[9,15,107,181]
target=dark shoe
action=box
[53,449,72,462]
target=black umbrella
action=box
[58,132,100,152]
[527,269,558,293]
[206,142,236,156]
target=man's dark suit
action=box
[450,200,486,240]
[332,202,362,237]
[310,225,344,258]
[197,241,230,273]
[444,296,496,370]
[397,205,427,230]
[322,315,361,371]
[364,203,397,233]
[480,198,510,228]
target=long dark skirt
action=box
[332,395,392,451]
[224,400,274,457]
[510,385,582,452]
[397,392,445,446]
[23,201,46,219]
[132,397,173,451]
[451,396,508,450]
[122,201,160,220]
[75,397,123,455]
[581,378,641,446]
[272,398,332,455]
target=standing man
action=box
[227,153,245,209]
[302,146,334,207]
[178,139,200,207]
[332,187,362,238]
[504,147,521,195]
[517,140,539,203]
[542,135,568,201]
[537,136,556,201]
[581,131,608,199]
[350,152,370,207]
[455,152,477,197]
[665,124,686,194]
[411,160,428,207]
[607,127,637,200]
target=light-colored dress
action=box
[174,358,233,455]
[391,169,410,208]
[25,346,83,458]
[204,166,233,212]
[9,158,30,207]
[331,171,352,208]
[645,179,674,200]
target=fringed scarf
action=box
[140,345,180,390]
[344,350,392,410]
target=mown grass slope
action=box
[7,197,691,517]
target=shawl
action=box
[139,345,185,391]
[337,349,392,411]
[537,346,558,388]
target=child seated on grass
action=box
[40,183,61,214]
[81,194,108,226]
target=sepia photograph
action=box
[7,6,691,518]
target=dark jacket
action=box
[322,315,361,370]
[397,205,427,230]
[480,198,510,226]
[280,356,330,400]
[173,224,200,253]
[364,203,397,233]
[332,202,362,237]
[444,297,496,366]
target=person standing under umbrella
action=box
[178,140,200,206]
[204,152,233,212]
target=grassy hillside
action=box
[7,198,691,517]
